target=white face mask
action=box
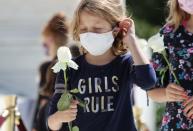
[79,31,114,56]
[178,0,193,15]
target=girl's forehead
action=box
[79,11,109,26]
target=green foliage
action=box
[126,0,167,39]
[72,126,79,131]
[134,17,160,39]
[155,103,165,131]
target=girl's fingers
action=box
[70,103,77,109]
[183,97,193,107]
[169,83,184,92]
[70,108,78,113]
[73,100,80,104]
[119,18,132,29]
[167,88,187,98]
[70,100,79,108]
[70,113,77,117]
[183,101,193,114]
[186,108,193,118]
[168,95,184,102]
[167,91,187,102]
[72,100,79,104]
[167,97,177,102]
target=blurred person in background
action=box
[32,12,80,131]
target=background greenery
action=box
[126,0,167,39]
[126,0,167,130]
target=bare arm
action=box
[147,88,167,103]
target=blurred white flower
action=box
[148,33,180,85]
[148,33,166,53]
[52,46,78,73]
[137,38,152,59]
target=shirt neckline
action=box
[82,54,120,69]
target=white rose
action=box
[52,46,79,73]
[138,38,152,59]
[148,33,166,53]
[57,46,72,62]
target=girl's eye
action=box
[93,28,104,33]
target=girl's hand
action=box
[56,100,79,123]
[165,83,188,102]
[114,18,149,65]
[113,18,136,47]
[183,97,193,119]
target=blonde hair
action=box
[71,0,128,55]
[166,0,190,30]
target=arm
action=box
[147,88,167,103]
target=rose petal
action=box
[148,33,166,53]
[67,60,79,70]
[51,62,67,73]
[57,46,72,62]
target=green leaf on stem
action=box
[70,88,79,94]
[74,96,86,108]
[72,126,79,131]
[57,93,73,111]
[160,67,168,85]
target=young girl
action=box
[148,0,193,130]
[47,0,156,131]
